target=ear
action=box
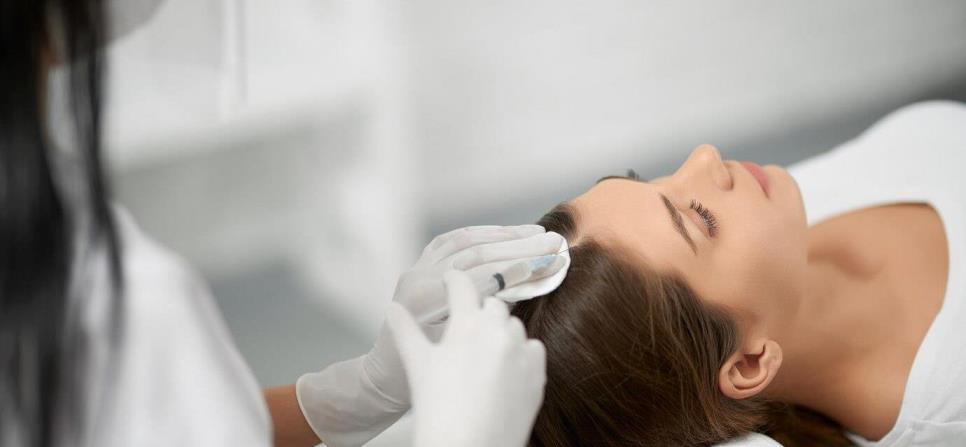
[718,339,783,400]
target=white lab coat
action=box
[50,147,270,446]
[76,207,272,446]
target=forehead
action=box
[571,179,682,270]
[573,179,644,220]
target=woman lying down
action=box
[511,101,966,447]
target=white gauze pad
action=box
[495,237,571,303]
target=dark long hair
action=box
[0,1,122,446]
[511,204,851,446]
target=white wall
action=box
[404,0,966,220]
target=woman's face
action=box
[570,145,808,335]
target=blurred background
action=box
[103,1,966,444]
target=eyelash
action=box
[689,199,719,237]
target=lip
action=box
[740,161,770,197]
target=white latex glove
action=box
[394,225,565,336]
[297,225,564,447]
[388,271,547,447]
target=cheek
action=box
[731,177,809,280]
[700,221,808,314]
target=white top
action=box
[79,208,272,446]
[45,151,271,445]
[787,100,966,446]
[716,433,784,447]
[2,156,271,446]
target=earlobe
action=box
[718,340,783,400]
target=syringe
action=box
[417,254,567,324]
[473,254,566,297]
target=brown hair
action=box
[512,204,852,446]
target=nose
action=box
[672,144,733,191]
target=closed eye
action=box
[689,199,719,237]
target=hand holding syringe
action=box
[418,252,568,324]
[473,254,567,297]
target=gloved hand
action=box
[296,225,564,447]
[392,225,565,338]
[388,271,546,447]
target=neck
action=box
[766,234,900,436]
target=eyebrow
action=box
[595,169,644,184]
[595,172,697,254]
[595,175,631,184]
[660,194,698,254]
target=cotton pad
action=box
[495,237,571,303]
